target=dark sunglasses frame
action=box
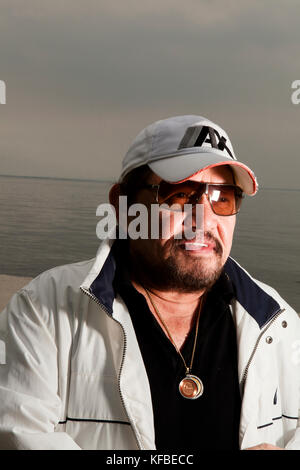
[141,182,244,216]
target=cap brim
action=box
[148,151,258,196]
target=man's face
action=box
[126,166,237,292]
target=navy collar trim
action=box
[90,250,116,315]
[224,257,281,328]
[89,250,281,329]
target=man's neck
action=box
[132,280,205,317]
[132,280,206,350]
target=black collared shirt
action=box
[112,242,241,450]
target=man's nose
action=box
[191,194,218,231]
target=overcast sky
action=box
[1,0,300,189]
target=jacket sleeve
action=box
[0,286,81,450]
[285,428,300,450]
[285,327,300,450]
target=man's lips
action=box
[178,239,216,251]
[169,232,223,256]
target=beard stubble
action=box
[129,232,224,293]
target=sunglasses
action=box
[142,181,244,216]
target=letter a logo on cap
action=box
[178,125,234,160]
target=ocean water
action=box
[0,175,299,311]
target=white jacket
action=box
[0,237,299,450]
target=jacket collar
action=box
[224,257,281,328]
[83,239,281,329]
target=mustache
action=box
[173,231,223,256]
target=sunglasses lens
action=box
[157,181,205,210]
[207,185,243,215]
[157,182,243,215]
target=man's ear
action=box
[109,183,121,221]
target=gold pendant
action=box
[179,374,204,400]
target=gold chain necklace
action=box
[144,288,204,400]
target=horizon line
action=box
[0,173,115,183]
[0,174,299,192]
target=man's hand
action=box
[245,442,284,450]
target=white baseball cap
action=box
[120,115,258,195]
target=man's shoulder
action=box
[20,258,96,301]
[253,277,299,319]
[225,257,299,325]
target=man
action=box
[0,115,299,450]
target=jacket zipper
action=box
[80,286,142,450]
[240,308,286,390]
